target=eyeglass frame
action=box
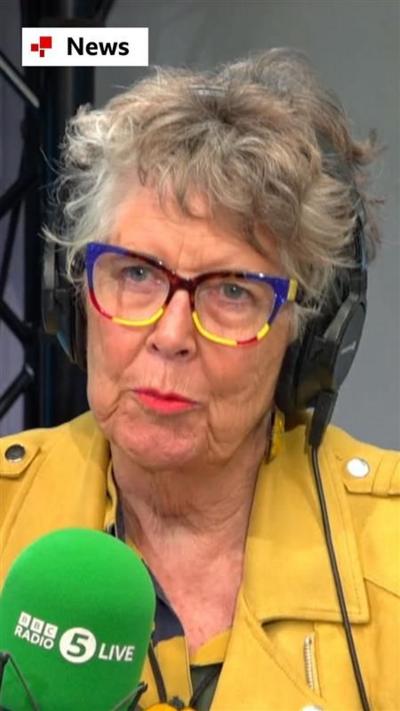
[85,241,299,347]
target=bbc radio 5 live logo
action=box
[15,611,135,665]
[22,27,148,66]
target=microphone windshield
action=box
[0,528,155,710]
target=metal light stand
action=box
[0,0,115,429]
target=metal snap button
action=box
[346,457,370,478]
[4,444,26,462]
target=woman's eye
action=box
[220,283,249,301]
[122,265,152,282]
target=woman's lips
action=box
[133,388,199,414]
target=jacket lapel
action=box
[212,590,325,710]
[243,421,369,624]
[212,421,370,708]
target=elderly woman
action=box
[0,49,399,710]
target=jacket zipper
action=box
[304,634,318,692]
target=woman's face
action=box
[86,184,293,470]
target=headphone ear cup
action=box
[42,243,87,371]
[275,337,303,416]
[276,295,366,417]
[275,311,328,416]
[42,243,59,336]
[72,296,87,371]
[54,278,87,371]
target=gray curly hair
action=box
[44,48,380,334]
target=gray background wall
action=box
[1,0,399,448]
[96,0,400,449]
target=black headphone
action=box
[275,132,368,442]
[276,212,367,407]
[42,240,87,370]
[42,139,368,439]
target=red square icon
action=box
[30,35,53,58]
[40,36,52,49]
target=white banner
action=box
[22,27,148,67]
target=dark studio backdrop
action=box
[1,0,399,448]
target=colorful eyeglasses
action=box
[85,242,298,347]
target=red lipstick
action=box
[133,388,199,414]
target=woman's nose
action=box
[146,290,197,360]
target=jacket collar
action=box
[243,418,370,625]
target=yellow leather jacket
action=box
[0,412,399,710]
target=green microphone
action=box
[0,528,156,710]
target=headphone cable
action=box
[310,443,371,711]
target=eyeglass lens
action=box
[92,251,276,341]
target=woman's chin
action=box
[111,417,202,470]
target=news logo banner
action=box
[22,27,148,66]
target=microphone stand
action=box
[0,652,39,711]
[0,653,11,711]
[0,653,10,689]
